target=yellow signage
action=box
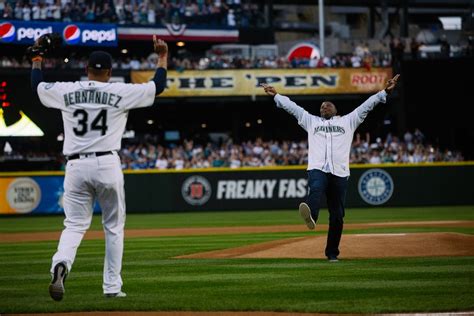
[131,68,393,97]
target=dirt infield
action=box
[1,220,473,243]
[177,232,474,259]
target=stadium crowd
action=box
[0,0,253,27]
[117,130,464,170]
[2,35,472,70]
[0,52,392,70]
[0,129,465,170]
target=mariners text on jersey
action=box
[63,90,123,108]
[314,125,345,134]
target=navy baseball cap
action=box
[88,51,112,70]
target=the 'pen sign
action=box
[131,68,393,97]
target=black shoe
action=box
[328,256,339,263]
[49,262,68,301]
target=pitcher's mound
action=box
[177,233,474,259]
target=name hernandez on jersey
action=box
[37,80,156,156]
[63,90,123,108]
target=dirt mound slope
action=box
[178,232,474,259]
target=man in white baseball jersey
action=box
[262,74,399,261]
[30,36,169,300]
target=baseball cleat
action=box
[49,261,68,301]
[299,202,315,230]
[328,256,339,263]
[104,291,127,298]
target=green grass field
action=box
[0,205,473,314]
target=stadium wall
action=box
[0,163,473,214]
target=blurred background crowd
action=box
[0,0,256,27]
[1,129,464,170]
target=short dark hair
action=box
[87,67,110,77]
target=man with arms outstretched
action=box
[262,74,400,262]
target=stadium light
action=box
[439,17,461,30]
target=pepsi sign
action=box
[0,20,117,47]
[63,24,116,45]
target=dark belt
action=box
[66,151,114,161]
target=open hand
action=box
[261,83,277,96]
[153,35,168,56]
[384,74,400,94]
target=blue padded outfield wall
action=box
[1,163,473,215]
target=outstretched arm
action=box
[347,74,400,130]
[261,83,313,131]
[152,35,168,96]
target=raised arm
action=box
[347,74,400,130]
[152,35,168,96]
[28,33,62,94]
[31,57,44,94]
[261,83,313,131]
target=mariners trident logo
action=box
[358,169,394,205]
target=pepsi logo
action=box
[0,22,16,43]
[63,24,80,45]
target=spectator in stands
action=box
[440,35,450,57]
[410,37,420,59]
[467,36,474,57]
[84,4,95,22]
[2,2,13,18]
[22,3,32,21]
[390,37,405,72]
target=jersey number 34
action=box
[73,109,108,136]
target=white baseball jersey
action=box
[37,80,156,156]
[274,90,387,177]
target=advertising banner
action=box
[0,176,100,214]
[1,164,472,214]
[125,165,474,212]
[0,20,117,46]
[131,68,393,97]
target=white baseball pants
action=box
[51,152,126,294]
